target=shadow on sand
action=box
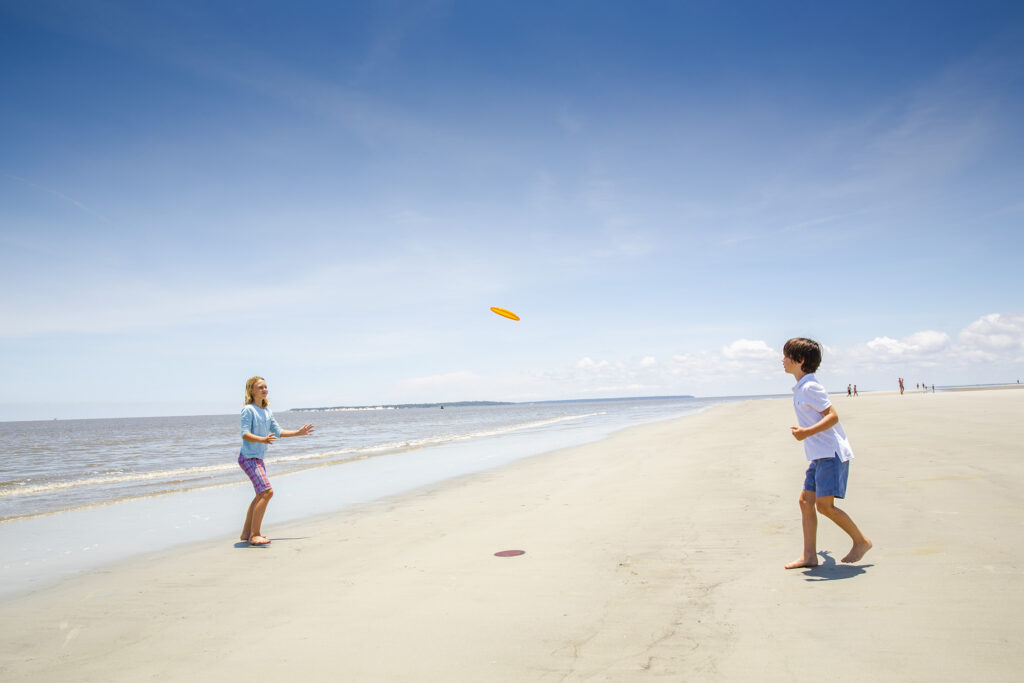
[803,551,873,581]
[233,536,309,549]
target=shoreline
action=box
[1,396,740,524]
[937,382,1024,391]
[0,398,732,600]
[2,388,1023,680]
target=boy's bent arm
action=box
[791,405,840,441]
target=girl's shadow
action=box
[233,536,308,549]
[803,551,873,581]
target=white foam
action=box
[0,412,603,501]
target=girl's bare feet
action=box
[249,535,271,546]
[785,556,819,569]
[842,539,872,563]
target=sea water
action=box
[0,396,760,597]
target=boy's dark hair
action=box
[784,337,822,373]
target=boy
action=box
[782,338,872,568]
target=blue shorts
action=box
[803,454,849,499]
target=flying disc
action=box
[494,549,525,557]
[490,307,520,321]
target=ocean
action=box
[0,395,762,597]
[0,396,748,523]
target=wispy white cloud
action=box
[721,338,776,361]
[547,340,781,397]
[957,313,1024,364]
[1,173,115,226]
[395,370,484,398]
[1,251,514,337]
[4,3,1021,417]
[731,51,1016,254]
[862,331,952,362]
[525,312,1024,398]
[831,314,1024,373]
[959,313,1024,352]
[350,3,443,86]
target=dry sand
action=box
[2,388,1022,681]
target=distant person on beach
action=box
[847,384,852,397]
[853,384,858,397]
[239,376,314,546]
[899,377,905,395]
[782,338,872,569]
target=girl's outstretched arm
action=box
[281,424,315,438]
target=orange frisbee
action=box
[490,306,520,321]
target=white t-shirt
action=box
[792,374,854,462]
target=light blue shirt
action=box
[792,374,854,462]
[240,404,282,460]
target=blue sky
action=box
[2,1,1023,420]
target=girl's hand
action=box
[264,433,277,445]
[297,424,315,436]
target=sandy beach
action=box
[2,388,1022,681]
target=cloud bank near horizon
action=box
[391,312,1024,401]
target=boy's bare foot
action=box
[842,539,872,563]
[249,535,271,546]
[785,556,819,569]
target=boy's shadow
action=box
[803,551,873,581]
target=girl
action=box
[239,376,314,546]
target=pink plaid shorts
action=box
[238,453,272,494]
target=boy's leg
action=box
[785,490,819,569]
[815,496,872,563]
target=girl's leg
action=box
[238,456,273,544]
[248,489,274,544]
[785,490,819,569]
[241,496,258,541]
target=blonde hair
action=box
[244,376,269,407]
